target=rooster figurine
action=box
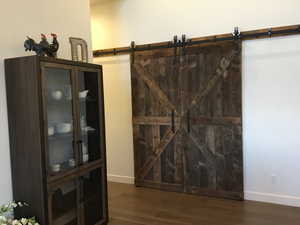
[24,33,59,57]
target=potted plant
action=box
[0,202,39,225]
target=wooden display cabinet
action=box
[5,56,108,225]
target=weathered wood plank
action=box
[181,42,242,199]
[134,180,183,193]
[137,127,178,180]
[131,41,243,200]
[186,131,215,168]
[132,125,141,178]
[152,126,161,183]
[187,47,240,113]
[173,131,183,184]
[191,116,241,126]
[133,116,180,125]
[133,64,177,112]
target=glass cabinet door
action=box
[76,70,104,165]
[79,168,107,225]
[48,179,79,225]
[43,66,77,176]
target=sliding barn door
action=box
[131,41,243,200]
[131,49,184,191]
[180,42,243,200]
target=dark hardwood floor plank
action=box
[107,182,300,225]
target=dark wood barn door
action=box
[131,49,184,191]
[131,41,243,200]
[179,42,243,200]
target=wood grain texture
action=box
[131,53,183,189]
[131,41,243,200]
[133,64,177,112]
[181,42,243,200]
[108,182,300,225]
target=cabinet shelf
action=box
[48,129,97,141]
[48,159,104,183]
[47,97,97,105]
[49,162,76,177]
[48,132,73,141]
[48,98,72,104]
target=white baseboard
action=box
[107,174,134,184]
[245,191,300,207]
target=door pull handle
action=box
[187,110,191,133]
[171,110,175,133]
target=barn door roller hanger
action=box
[94,24,300,57]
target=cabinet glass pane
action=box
[45,67,76,175]
[77,71,102,164]
[80,168,106,225]
[50,180,78,225]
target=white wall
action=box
[243,37,300,207]
[0,0,92,205]
[91,0,300,207]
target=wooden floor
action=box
[107,182,300,225]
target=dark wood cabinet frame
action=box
[5,56,108,225]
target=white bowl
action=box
[79,90,89,99]
[51,90,63,100]
[56,123,72,134]
[51,164,61,172]
[48,126,55,136]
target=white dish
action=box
[56,123,72,134]
[48,126,55,136]
[51,90,63,100]
[79,90,89,99]
[51,164,61,172]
